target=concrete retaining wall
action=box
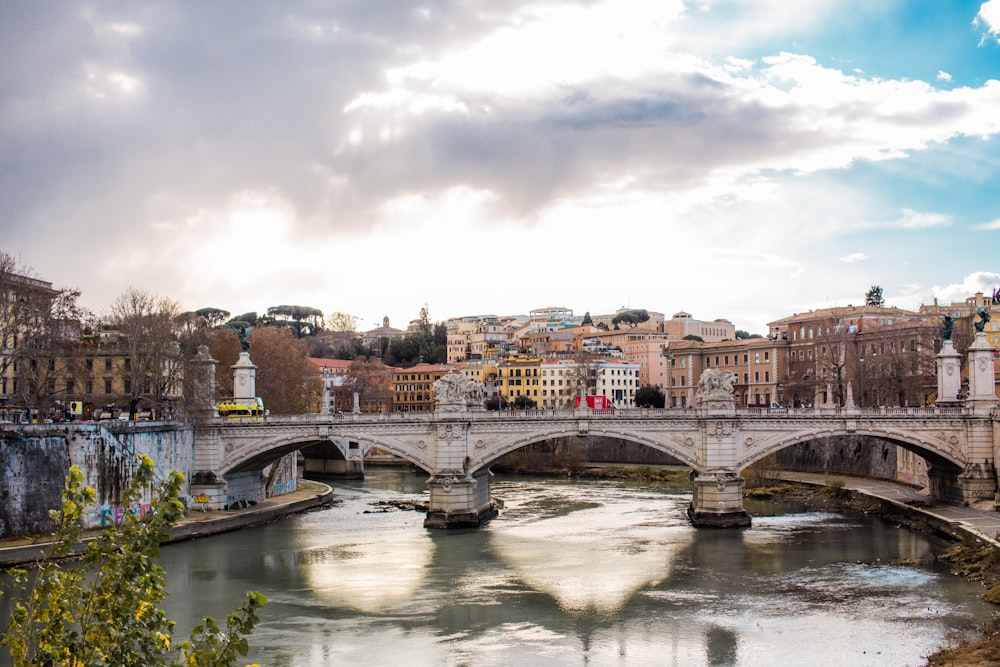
[0,423,299,538]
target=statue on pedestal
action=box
[974,307,991,333]
[696,369,736,407]
[941,314,954,341]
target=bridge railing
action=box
[216,403,973,426]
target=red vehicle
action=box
[574,395,613,410]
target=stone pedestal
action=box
[189,346,219,424]
[958,462,997,503]
[189,470,228,511]
[966,333,998,416]
[936,340,962,406]
[688,470,751,527]
[232,352,257,401]
[424,467,497,529]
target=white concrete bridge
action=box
[186,333,1000,528]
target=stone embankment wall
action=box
[772,435,928,487]
[581,436,684,466]
[0,423,298,539]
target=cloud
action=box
[930,272,1000,304]
[892,208,952,229]
[840,253,868,263]
[975,218,1000,230]
[937,70,953,82]
[1,2,999,336]
[976,1,1000,44]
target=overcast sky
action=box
[3,1,1000,334]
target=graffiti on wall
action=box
[98,502,152,527]
[270,478,297,496]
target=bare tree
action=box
[0,252,37,392]
[1,251,88,417]
[14,287,87,417]
[344,356,393,412]
[106,287,182,418]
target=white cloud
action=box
[930,272,1000,305]
[976,1,1000,43]
[937,70,952,82]
[975,218,1000,230]
[840,253,868,263]
[893,208,952,229]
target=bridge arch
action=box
[469,425,701,473]
[738,427,968,474]
[220,430,433,477]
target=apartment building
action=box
[496,356,543,406]
[664,311,736,342]
[446,314,516,363]
[593,359,640,407]
[769,305,939,407]
[539,359,585,409]
[662,337,787,408]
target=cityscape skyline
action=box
[2,2,1000,334]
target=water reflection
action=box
[146,471,995,667]
[489,502,694,613]
[297,531,433,613]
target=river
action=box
[153,469,996,667]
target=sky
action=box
[2,1,1000,335]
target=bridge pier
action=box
[688,469,751,528]
[424,467,497,529]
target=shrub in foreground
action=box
[1,456,266,666]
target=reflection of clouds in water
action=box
[300,532,433,613]
[444,621,579,664]
[489,504,694,613]
[741,512,859,546]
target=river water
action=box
[156,469,995,667]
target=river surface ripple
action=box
[158,470,996,667]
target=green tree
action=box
[865,285,885,307]
[384,307,447,366]
[264,305,324,339]
[635,385,666,408]
[513,395,536,409]
[1,456,265,666]
[611,309,650,329]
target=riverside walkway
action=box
[0,479,334,567]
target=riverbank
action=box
[750,472,1000,667]
[0,479,335,567]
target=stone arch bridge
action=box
[188,333,1000,528]
[191,403,998,529]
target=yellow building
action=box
[496,356,543,407]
